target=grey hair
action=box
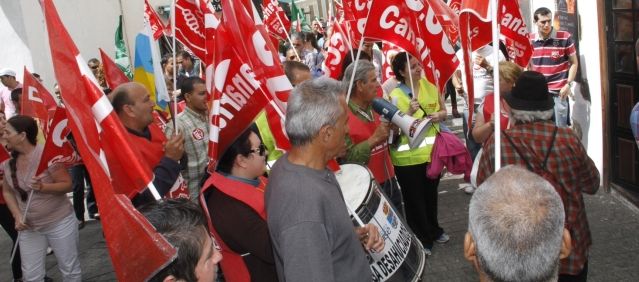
[285,77,344,146]
[509,108,554,123]
[469,165,565,282]
[341,60,376,94]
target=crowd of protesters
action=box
[0,6,611,282]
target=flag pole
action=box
[9,190,35,264]
[272,8,302,62]
[345,0,374,103]
[171,0,178,134]
[491,0,501,171]
[118,0,134,75]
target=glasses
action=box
[89,65,99,70]
[248,143,267,156]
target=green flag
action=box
[291,0,311,32]
[115,15,133,79]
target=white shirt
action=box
[456,46,506,105]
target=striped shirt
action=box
[529,29,576,91]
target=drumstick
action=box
[344,201,365,227]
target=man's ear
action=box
[162,275,177,282]
[463,231,476,263]
[319,124,332,143]
[559,228,572,259]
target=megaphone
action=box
[372,98,432,149]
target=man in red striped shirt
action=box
[529,7,579,128]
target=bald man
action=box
[110,82,186,206]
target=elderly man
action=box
[0,68,22,118]
[110,82,186,206]
[140,199,223,282]
[266,77,383,281]
[476,71,599,282]
[467,166,572,282]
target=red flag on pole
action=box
[42,0,175,280]
[499,0,532,67]
[35,107,81,176]
[363,0,459,92]
[262,0,291,41]
[99,48,130,90]
[323,20,351,79]
[21,67,57,131]
[381,43,403,84]
[144,0,167,41]
[426,0,460,44]
[208,0,292,170]
[174,0,207,61]
[459,0,491,127]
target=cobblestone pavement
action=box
[2,109,639,281]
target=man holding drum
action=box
[266,77,384,281]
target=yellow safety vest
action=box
[255,111,284,170]
[388,79,440,166]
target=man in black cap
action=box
[475,71,599,282]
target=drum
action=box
[335,164,426,282]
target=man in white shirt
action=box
[0,68,22,118]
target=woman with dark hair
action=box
[388,52,448,256]
[0,111,23,281]
[201,126,278,282]
[2,115,81,281]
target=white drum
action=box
[335,164,426,282]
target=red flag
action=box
[381,43,403,83]
[363,0,459,92]
[174,0,207,61]
[448,0,462,15]
[35,107,81,176]
[499,0,532,67]
[144,0,167,40]
[323,20,351,79]
[426,0,460,44]
[99,49,130,90]
[208,0,292,169]
[262,0,291,41]
[21,68,57,131]
[42,0,175,279]
[459,0,490,127]
[199,0,220,95]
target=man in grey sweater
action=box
[266,77,384,281]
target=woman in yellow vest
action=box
[389,52,448,256]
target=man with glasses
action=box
[201,126,278,281]
[529,7,579,128]
[165,77,209,200]
[87,58,108,89]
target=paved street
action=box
[2,175,638,281]
[2,111,638,281]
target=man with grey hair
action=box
[476,71,599,281]
[266,77,384,281]
[466,165,572,282]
